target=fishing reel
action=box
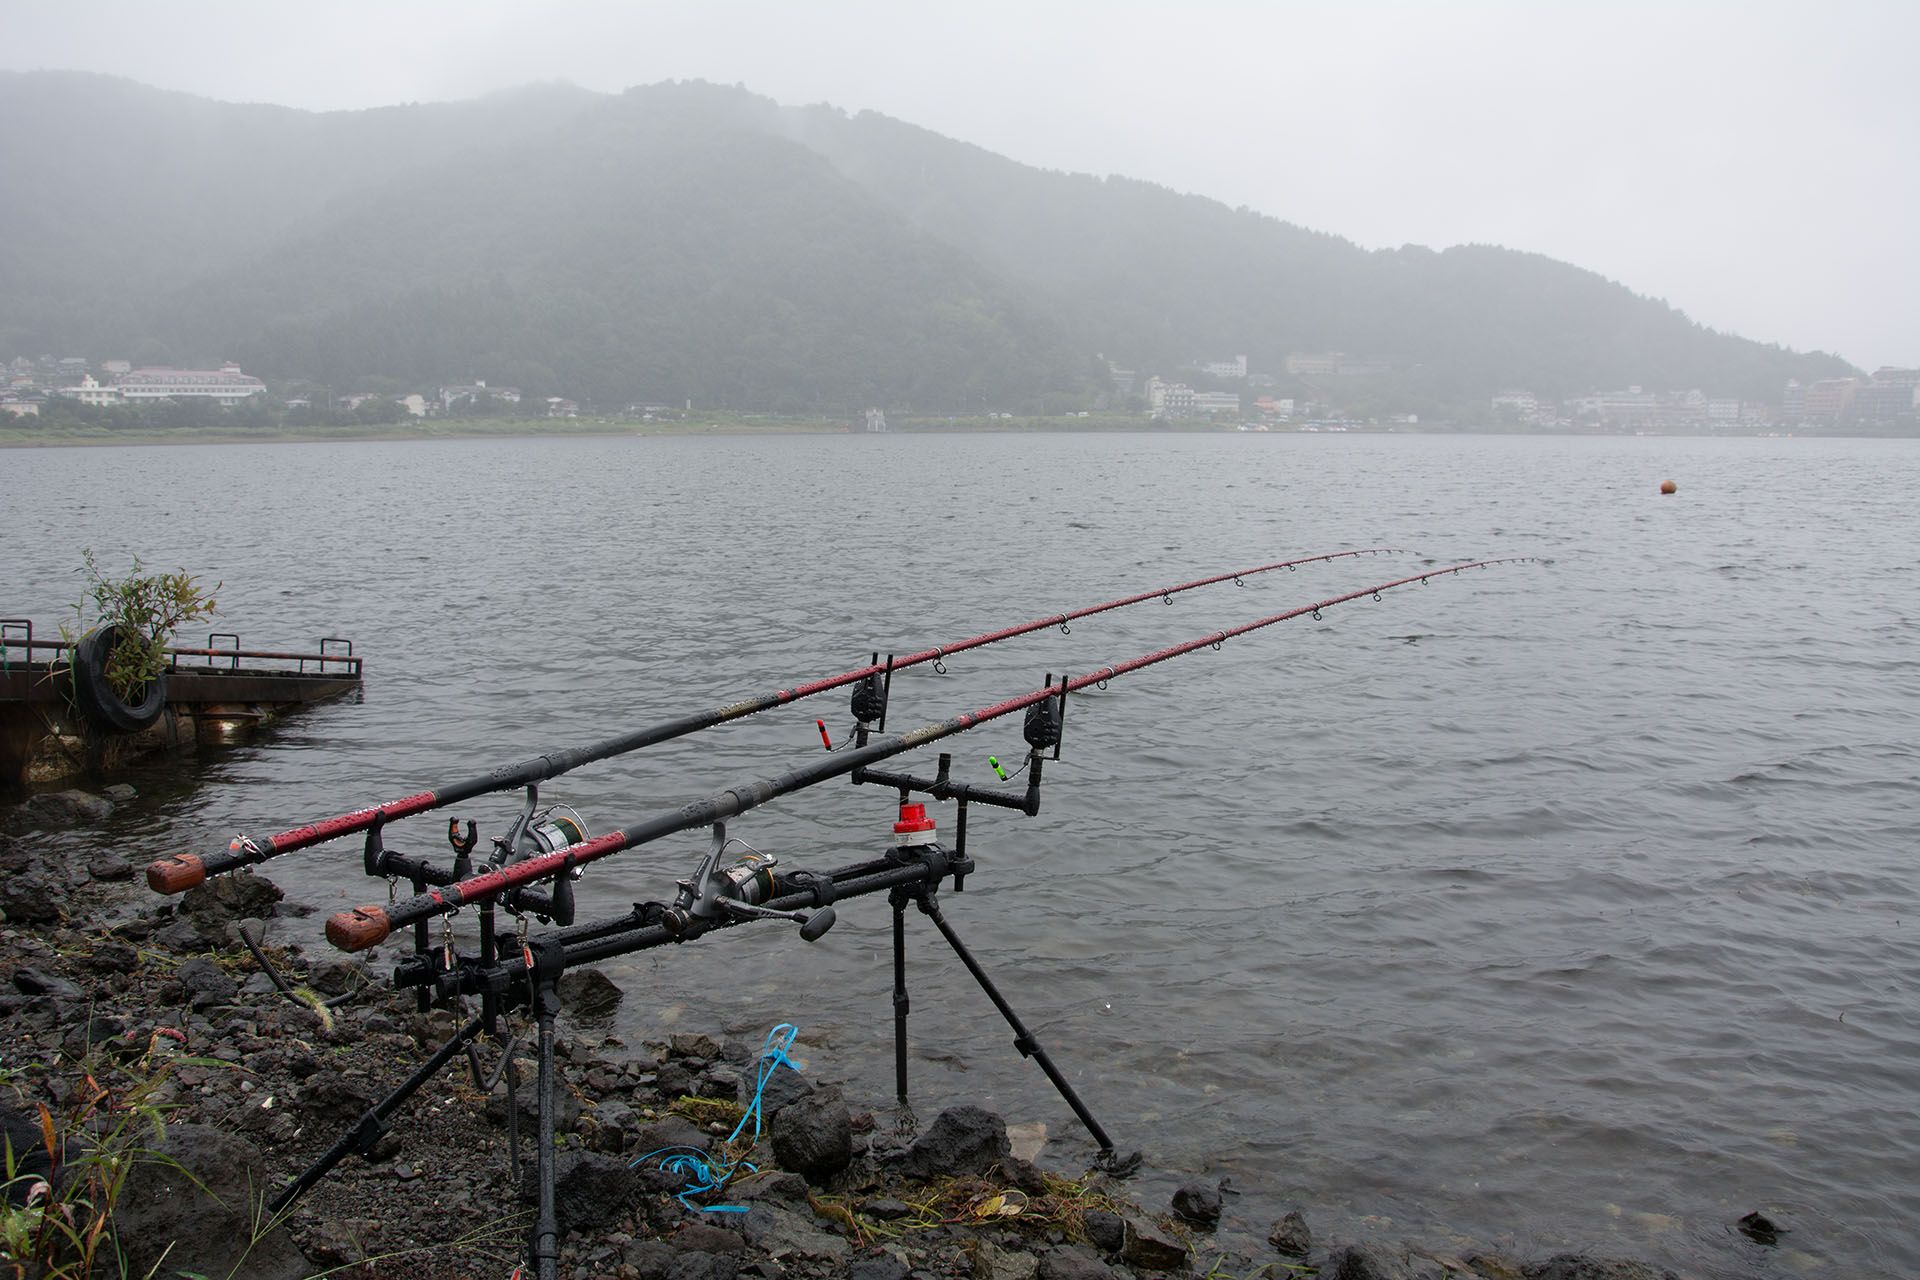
[659,822,837,941]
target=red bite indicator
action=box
[816,719,833,750]
[893,800,937,848]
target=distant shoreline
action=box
[2,414,1914,448]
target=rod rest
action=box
[854,753,1044,815]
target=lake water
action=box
[4,431,1916,1277]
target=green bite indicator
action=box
[988,755,1009,781]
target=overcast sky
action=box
[6,0,1914,371]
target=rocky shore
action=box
[1,788,1689,1280]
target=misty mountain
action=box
[0,72,1851,412]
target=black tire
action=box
[71,624,167,733]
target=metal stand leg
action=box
[528,939,565,1280]
[889,887,911,1106]
[914,890,1128,1164]
[268,1013,487,1215]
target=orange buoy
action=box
[1659,479,1677,495]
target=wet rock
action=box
[759,1063,813,1116]
[305,956,364,996]
[176,956,239,1009]
[1082,1210,1126,1257]
[1118,1215,1189,1271]
[770,1087,853,1182]
[0,874,63,924]
[102,783,137,802]
[698,1066,742,1101]
[626,1239,677,1280]
[62,1014,126,1059]
[1521,1258,1681,1280]
[153,919,209,952]
[299,1076,376,1126]
[486,1079,582,1133]
[1736,1211,1784,1246]
[1320,1244,1414,1280]
[1,1103,52,1196]
[87,850,134,881]
[863,1198,913,1220]
[631,1114,711,1155]
[998,1155,1049,1196]
[656,1061,698,1098]
[559,968,625,1019]
[728,1170,812,1208]
[180,870,283,926]
[1268,1210,1311,1257]
[904,1105,1010,1179]
[669,1251,742,1280]
[12,966,81,999]
[111,1123,310,1280]
[674,1222,748,1256]
[4,789,112,832]
[85,940,138,973]
[519,1150,645,1235]
[739,1202,853,1263]
[670,1032,723,1061]
[1171,1179,1222,1228]
[973,1238,1039,1280]
[1039,1247,1116,1280]
[586,1099,638,1152]
[851,1252,913,1280]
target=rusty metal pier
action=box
[0,620,363,789]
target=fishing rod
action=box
[145,547,1403,895]
[327,557,1534,953]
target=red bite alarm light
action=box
[892,800,937,848]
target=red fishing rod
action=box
[147,548,1403,895]
[327,557,1534,952]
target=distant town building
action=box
[1145,376,1195,418]
[1254,396,1295,419]
[1,395,42,417]
[53,374,122,407]
[863,407,887,432]
[439,380,522,411]
[101,359,131,375]
[1191,390,1242,415]
[547,397,581,419]
[399,394,428,418]
[1284,352,1341,376]
[1195,355,1248,379]
[115,363,266,404]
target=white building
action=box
[1191,391,1241,415]
[1145,376,1196,418]
[1196,355,1248,379]
[53,375,123,407]
[115,363,266,404]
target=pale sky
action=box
[5,0,1914,370]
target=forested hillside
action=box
[0,72,1852,412]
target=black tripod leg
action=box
[268,1013,487,1216]
[528,939,565,1280]
[916,894,1121,1158]
[890,887,911,1107]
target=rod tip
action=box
[146,854,206,895]
[325,905,392,952]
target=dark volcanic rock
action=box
[4,789,112,832]
[1171,1179,1223,1228]
[518,1149,644,1235]
[87,850,134,882]
[851,1252,913,1280]
[486,1078,582,1133]
[1268,1210,1312,1257]
[1320,1244,1414,1280]
[903,1105,1010,1179]
[0,875,63,923]
[175,956,238,1009]
[770,1087,853,1182]
[558,967,625,1019]
[12,966,81,999]
[180,870,283,926]
[1118,1215,1189,1271]
[1039,1246,1116,1280]
[673,1222,748,1255]
[758,1061,813,1115]
[1082,1210,1126,1257]
[670,1031,723,1061]
[1523,1257,1682,1280]
[656,1060,698,1099]
[668,1250,742,1280]
[112,1124,310,1280]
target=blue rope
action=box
[631,1023,801,1213]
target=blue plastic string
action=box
[631,1022,801,1213]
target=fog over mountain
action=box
[0,72,1853,414]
